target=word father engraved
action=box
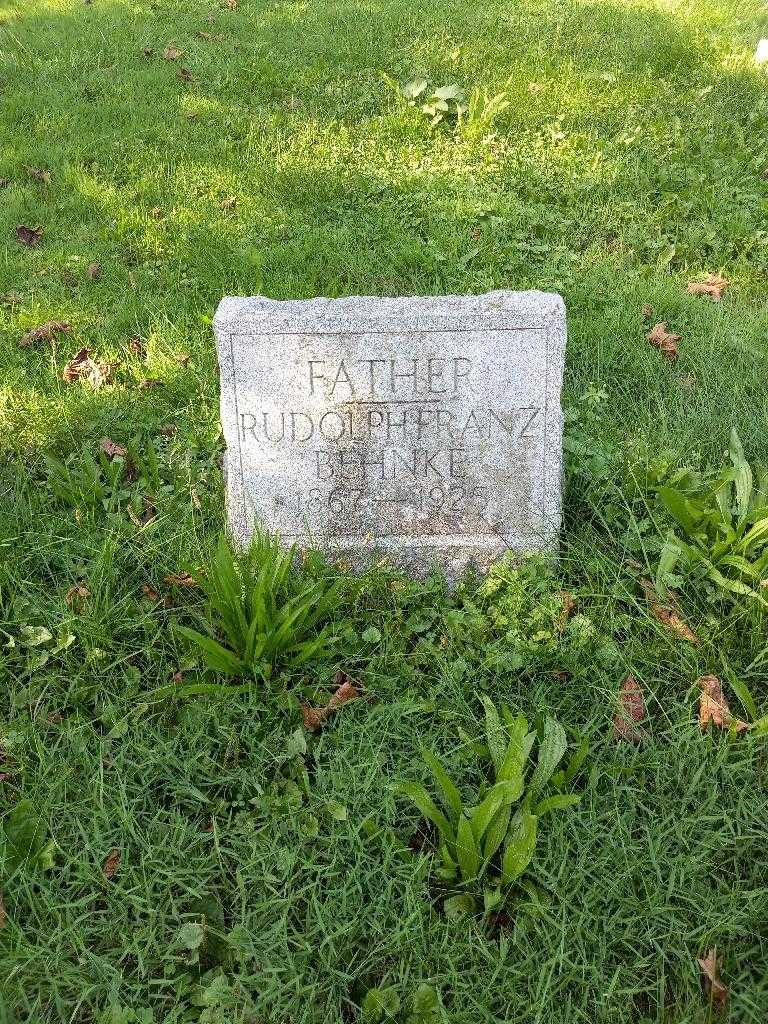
[214,291,566,576]
[239,356,541,486]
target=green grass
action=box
[2,0,768,1020]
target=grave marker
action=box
[214,290,566,575]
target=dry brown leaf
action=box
[686,274,729,301]
[20,320,71,347]
[141,583,160,602]
[697,948,728,1007]
[24,165,51,184]
[65,584,91,607]
[641,303,654,320]
[178,67,193,82]
[15,224,43,247]
[99,437,128,458]
[102,848,120,879]
[222,0,238,8]
[164,572,197,588]
[697,675,749,733]
[87,261,101,281]
[646,322,680,363]
[163,45,183,59]
[302,671,360,731]
[62,347,115,387]
[613,675,646,743]
[137,377,164,390]
[62,347,91,382]
[641,580,699,644]
[127,337,146,357]
[171,670,184,685]
[556,591,576,632]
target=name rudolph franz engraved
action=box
[214,291,566,574]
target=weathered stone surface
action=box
[214,290,566,576]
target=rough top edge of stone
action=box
[213,290,565,335]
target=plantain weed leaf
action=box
[470,780,515,844]
[443,892,477,919]
[361,986,400,1023]
[392,782,454,843]
[529,718,567,799]
[455,814,481,880]
[729,428,753,519]
[482,799,512,861]
[421,749,462,821]
[481,694,506,772]
[533,793,582,816]
[501,810,537,887]
[3,799,54,874]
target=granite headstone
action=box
[214,290,566,576]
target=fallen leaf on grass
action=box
[137,378,164,390]
[19,320,71,347]
[102,848,120,879]
[87,262,101,281]
[24,166,51,184]
[641,580,699,644]
[697,675,749,733]
[15,224,43,247]
[163,45,183,59]
[99,437,127,458]
[62,348,115,387]
[556,591,576,632]
[163,572,197,588]
[646,322,680,363]
[141,583,173,607]
[302,671,360,731]
[687,274,729,301]
[127,337,146,358]
[222,0,238,8]
[697,948,728,1007]
[65,584,90,607]
[613,675,646,743]
[177,67,193,83]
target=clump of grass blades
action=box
[176,531,343,681]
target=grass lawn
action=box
[2,0,768,1020]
